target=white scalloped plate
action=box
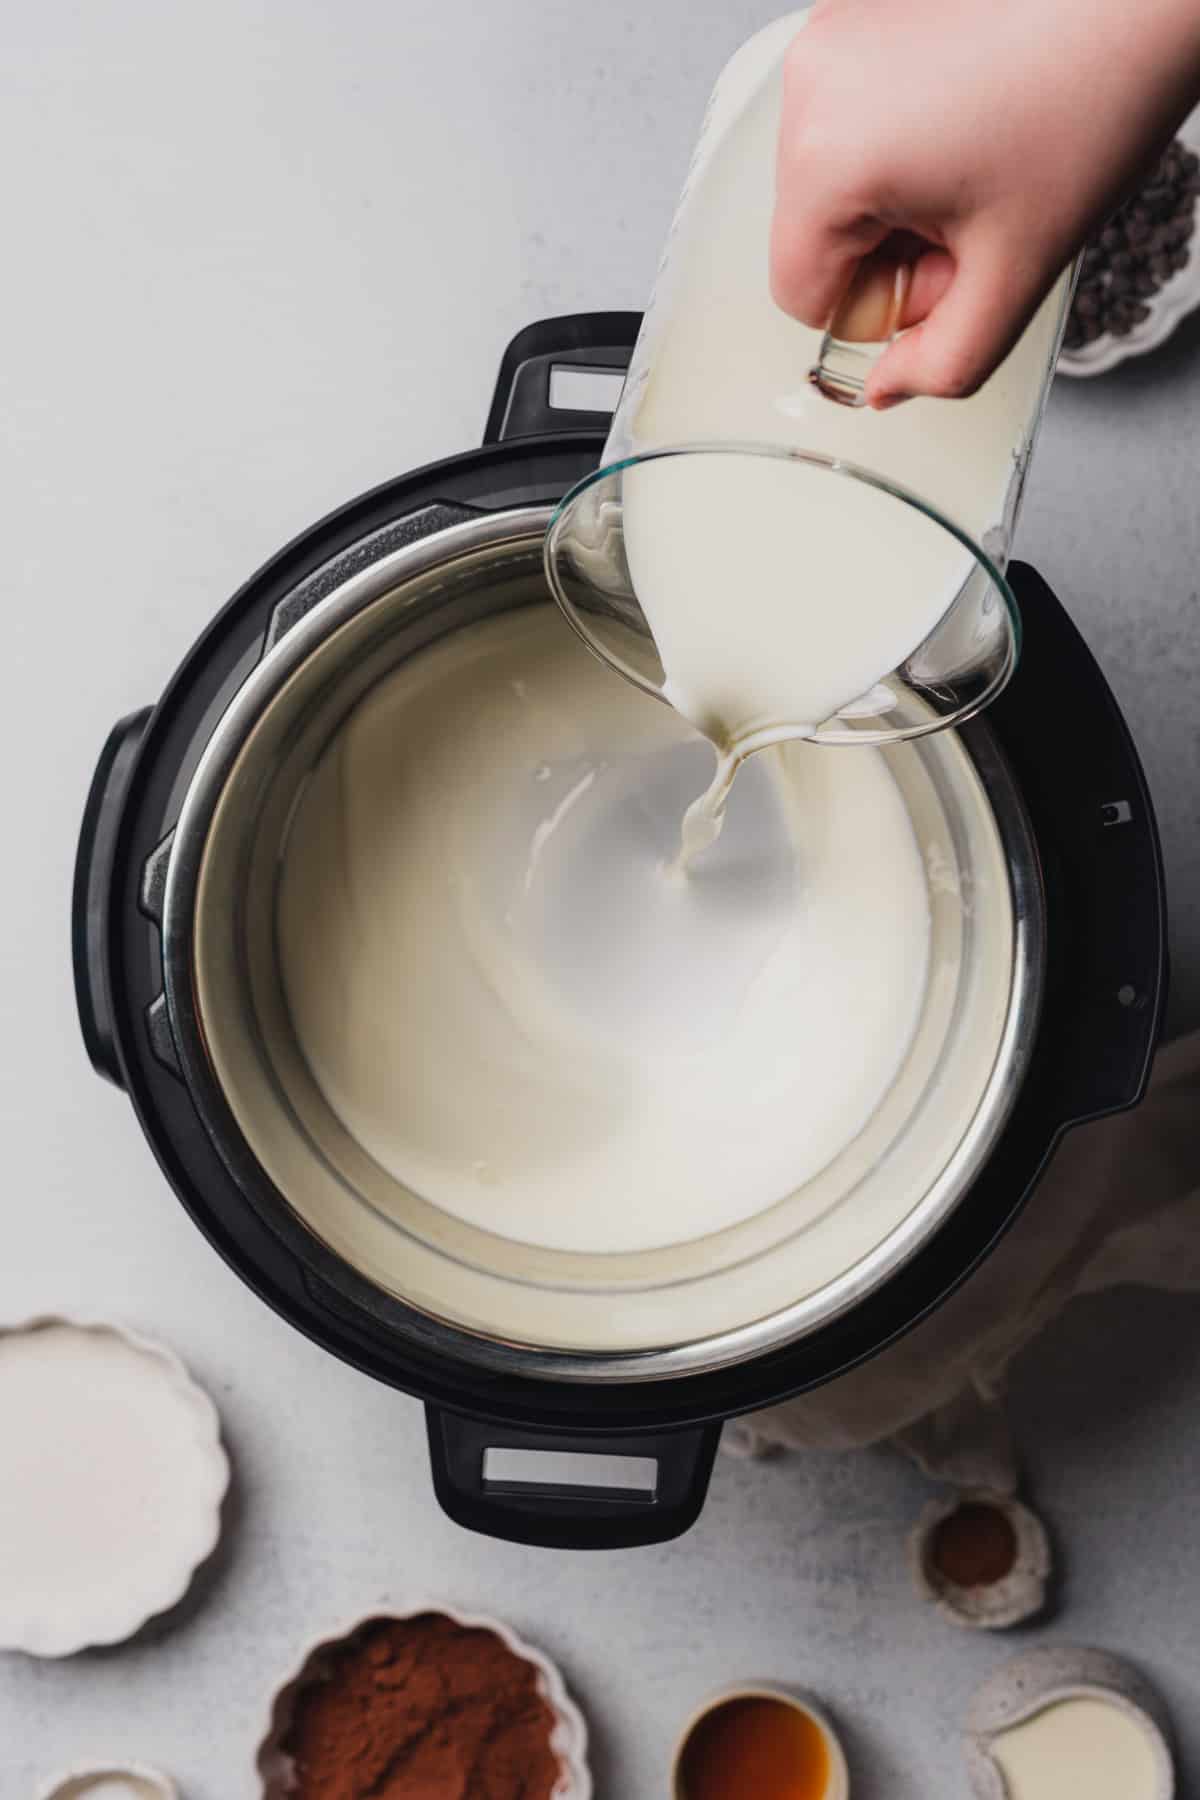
[256,1605,591,1799]
[0,1317,229,1656]
[35,1765,179,1800]
[1059,106,1200,377]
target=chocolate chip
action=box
[1068,136,1200,351]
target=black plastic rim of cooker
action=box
[73,315,1167,1549]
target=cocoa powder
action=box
[282,1613,562,1800]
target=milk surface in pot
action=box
[278,609,931,1257]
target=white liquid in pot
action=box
[277,609,931,1257]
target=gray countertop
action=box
[3,2,1198,1794]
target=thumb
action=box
[866,238,1054,407]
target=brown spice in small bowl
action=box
[911,1489,1052,1631]
[281,1612,562,1800]
[930,1500,1018,1589]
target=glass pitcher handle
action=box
[809,256,912,408]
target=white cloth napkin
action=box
[724,1032,1200,1490]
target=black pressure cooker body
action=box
[73,316,1166,1549]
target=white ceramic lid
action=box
[0,1318,229,1655]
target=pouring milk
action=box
[273,15,1064,1270]
[597,10,1071,855]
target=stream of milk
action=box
[608,9,1069,860]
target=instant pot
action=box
[73,315,1166,1548]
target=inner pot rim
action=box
[161,507,1045,1383]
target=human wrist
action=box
[1114,0,1200,120]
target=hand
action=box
[770,0,1200,406]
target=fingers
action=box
[899,248,956,327]
[769,195,884,331]
[781,236,954,344]
[865,237,1055,407]
[770,44,885,329]
[828,250,910,342]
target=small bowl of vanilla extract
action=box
[672,1686,849,1800]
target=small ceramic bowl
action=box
[0,1317,229,1656]
[672,1686,849,1800]
[35,1765,178,1800]
[910,1489,1051,1630]
[965,1645,1174,1799]
[1059,105,1200,377]
[256,1605,591,1799]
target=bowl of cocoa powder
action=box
[256,1607,591,1800]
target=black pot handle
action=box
[72,709,152,1089]
[425,1406,720,1549]
[483,312,642,446]
[994,564,1167,1129]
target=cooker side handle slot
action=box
[484,313,642,445]
[425,1407,720,1549]
[72,709,153,1089]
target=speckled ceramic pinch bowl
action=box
[965,1645,1174,1799]
[256,1605,591,1799]
[910,1489,1051,1630]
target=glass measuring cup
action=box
[545,443,1019,749]
[543,10,1074,752]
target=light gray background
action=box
[3,2,1198,1794]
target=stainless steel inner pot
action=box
[161,507,1044,1383]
